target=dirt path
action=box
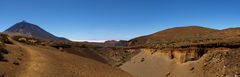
[13,41,134,77]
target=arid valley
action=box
[1,21,240,77]
[1,0,240,77]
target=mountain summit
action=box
[3,21,68,41]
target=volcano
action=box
[3,21,68,41]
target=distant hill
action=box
[104,40,128,47]
[128,26,218,46]
[3,21,69,41]
[205,27,240,39]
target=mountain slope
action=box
[1,39,135,77]
[129,26,218,46]
[3,21,67,41]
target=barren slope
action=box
[129,26,218,46]
[4,41,135,77]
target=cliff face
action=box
[125,38,240,64]
[123,47,206,64]
[120,48,205,77]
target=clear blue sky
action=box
[0,0,240,41]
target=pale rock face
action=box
[125,48,205,64]
[120,48,204,77]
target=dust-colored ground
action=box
[1,40,135,77]
[120,50,204,77]
[0,44,27,77]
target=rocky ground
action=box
[0,44,27,77]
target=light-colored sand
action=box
[120,50,204,77]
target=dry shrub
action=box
[0,34,13,44]
[0,46,8,61]
[12,36,40,45]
